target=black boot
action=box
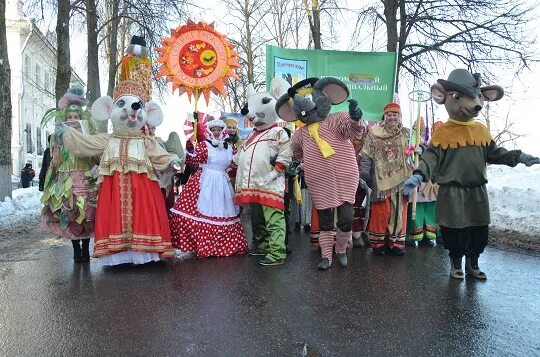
[81,239,90,262]
[72,240,82,262]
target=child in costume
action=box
[40,87,99,262]
[360,103,412,256]
[403,69,540,279]
[60,80,180,266]
[221,115,242,186]
[405,119,441,247]
[275,77,366,270]
[170,119,247,258]
[234,77,291,266]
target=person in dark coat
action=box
[21,163,36,188]
[39,135,53,191]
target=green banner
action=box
[266,45,397,121]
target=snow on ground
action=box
[1,165,540,236]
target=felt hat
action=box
[437,69,482,97]
[383,102,401,114]
[288,77,319,98]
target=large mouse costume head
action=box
[275,77,349,125]
[90,80,162,133]
[431,69,504,122]
[240,77,289,130]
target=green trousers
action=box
[251,203,286,262]
[406,201,439,242]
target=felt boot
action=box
[449,256,464,279]
[81,239,90,262]
[71,240,82,263]
[466,256,487,279]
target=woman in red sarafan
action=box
[170,119,247,258]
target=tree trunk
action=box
[106,0,120,97]
[311,0,321,49]
[55,0,71,104]
[244,0,254,83]
[0,0,13,200]
[384,0,400,89]
[304,0,322,49]
[85,0,100,105]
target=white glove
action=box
[262,170,282,186]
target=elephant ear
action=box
[481,85,504,102]
[275,93,296,122]
[430,83,446,105]
[313,77,349,104]
[146,101,164,127]
[90,96,114,121]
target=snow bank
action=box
[1,165,539,237]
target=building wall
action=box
[7,11,84,182]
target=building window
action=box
[37,127,43,155]
[35,64,41,87]
[44,72,50,93]
[24,55,31,77]
[26,124,34,153]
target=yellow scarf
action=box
[307,123,335,158]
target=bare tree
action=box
[0,0,13,200]
[478,102,526,148]
[55,0,71,103]
[215,0,269,113]
[104,0,121,97]
[85,0,101,104]
[303,0,343,49]
[352,0,539,88]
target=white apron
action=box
[197,143,240,217]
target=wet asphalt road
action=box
[0,231,539,357]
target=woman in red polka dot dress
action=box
[170,119,248,258]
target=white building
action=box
[6,0,84,181]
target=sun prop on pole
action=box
[155,20,240,142]
[407,89,432,220]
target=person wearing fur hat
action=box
[169,119,248,258]
[360,102,412,256]
[403,69,540,279]
[40,86,100,262]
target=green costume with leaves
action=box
[40,89,100,240]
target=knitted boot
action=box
[318,231,334,270]
[335,230,351,267]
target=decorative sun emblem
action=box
[156,20,240,104]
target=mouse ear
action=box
[430,83,446,105]
[313,77,349,104]
[90,96,114,121]
[275,93,296,122]
[481,85,504,102]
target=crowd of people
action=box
[34,66,540,279]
